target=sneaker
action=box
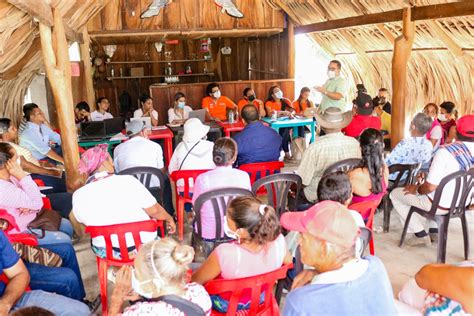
[403,234,431,247]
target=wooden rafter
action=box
[296,2,474,34]
[376,24,395,45]
[425,20,464,57]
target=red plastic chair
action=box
[170,169,211,241]
[204,264,292,316]
[239,161,284,195]
[85,220,160,315]
[1,233,36,290]
[349,197,383,255]
[0,209,38,246]
[31,179,52,209]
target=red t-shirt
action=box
[343,114,382,138]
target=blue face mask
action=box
[178,102,185,109]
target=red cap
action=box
[457,115,474,138]
[280,201,360,248]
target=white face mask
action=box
[223,216,240,240]
[438,114,447,122]
[327,70,336,79]
[131,269,155,299]
[274,91,283,100]
[213,91,221,99]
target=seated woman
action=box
[192,196,292,313]
[90,97,113,121]
[0,143,73,246]
[201,83,237,121]
[292,87,314,114]
[191,138,251,255]
[134,94,158,127]
[72,144,175,257]
[281,201,396,315]
[423,103,443,151]
[439,101,457,144]
[349,128,388,206]
[265,85,294,160]
[168,92,193,125]
[237,88,265,118]
[109,238,211,316]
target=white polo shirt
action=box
[91,111,113,121]
[113,136,164,187]
[134,109,158,121]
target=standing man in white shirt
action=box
[90,97,114,121]
[113,120,174,215]
[314,60,348,113]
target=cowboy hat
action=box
[315,107,353,129]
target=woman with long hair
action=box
[192,196,292,313]
[439,101,457,144]
[349,128,389,205]
[292,87,314,113]
[134,94,158,126]
[423,103,443,150]
[168,92,193,124]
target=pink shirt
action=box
[192,166,251,239]
[0,176,43,233]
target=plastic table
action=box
[148,127,174,167]
[216,121,245,137]
[261,117,316,143]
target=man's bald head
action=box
[241,104,259,123]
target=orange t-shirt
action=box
[292,99,313,113]
[264,100,282,116]
[202,96,236,121]
[237,99,262,114]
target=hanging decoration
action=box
[220,46,232,55]
[103,45,117,60]
[214,0,244,18]
[140,0,171,19]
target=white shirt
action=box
[168,106,193,124]
[72,174,157,248]
[91,111,113,121]
[430,125,443,151]
[426,141,474,208]
[134,109,158,121]
[113,136,164,187]
[311,258,369,284]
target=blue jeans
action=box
[12,290,89,316]
[31,173,67,193]
[27,218,73,245]
[25,243,86,301]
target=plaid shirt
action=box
[296,132,361,202]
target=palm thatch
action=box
[270,0,473,118]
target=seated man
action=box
[233,105,281,167]
[295,107,360,204]
[281,201,397,315]
[385,113,433,180]
[237,88,265,118]
[74,101,90,125]
[19,104,63,165]
[343,93,381,138]
[0,118,66,193]
[373,88,392,114]
[0,231,90,315]
[391,115,474,246]
[201,82,237,121]
[113,120,174,215]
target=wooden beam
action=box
[296,2,474,34]
[63,21,84,44]
[8,0,53,26]
[376,24,395,45]
[80,28,96,111]
[425,20,464,57]
[391,8,415,147]
[334,47,474,55]
[39,8,81,191]
[287,19,295,79]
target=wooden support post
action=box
[391,8,415,147]
[287,19,295,79]
[80,28,96,110]
[39,8,81,191]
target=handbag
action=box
[27,209,62,238]
[290,137,307,162]
[12,243,63,267]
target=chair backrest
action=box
[239,161,284,185]
[427,169,474,218]
[388,163,421,190]
[204,263,292,316]
[169,169,211,199]
[358,227,372,256]
[84,219,159,263]
[349,197,382,229]
[323,158,362,176]
[251,173,302,216]
[193,188,253,240]
[118,166,166,202]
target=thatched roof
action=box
[0,0,106,124]
[270,0,473,117]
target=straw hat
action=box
[315,107,353,130]
[183,118,210,142]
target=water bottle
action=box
[228,110,235,123]
[271,110,277,122]
[235,109,239,122]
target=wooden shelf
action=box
[106,59,209,64]
[106,73,215,80]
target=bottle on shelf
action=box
[110,66,115,77]
[165,63,172,76]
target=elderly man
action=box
[385,113,433,179]
[391,115,474,246]
[314,60,347,112]
[295,107,360,204]
[343,93,381,138]
[233,104,282,167]
[281,201,397,315]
